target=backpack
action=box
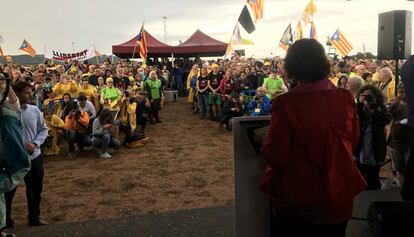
[190,75,197,89]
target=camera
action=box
[124,91,130,97]
[365,94,375,103]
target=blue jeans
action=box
[92,134,120,154]
[198,93,210,118]
[66,130,91,153]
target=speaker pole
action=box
[395,59,399,96]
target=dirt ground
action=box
[11,98,234,227]
[11,97,394,228]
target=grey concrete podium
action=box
[233,116,271,237]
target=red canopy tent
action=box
[112,30,174,58]
[173,30,228,57]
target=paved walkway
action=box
[14,189,403,237]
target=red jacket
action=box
[261,79,366,224]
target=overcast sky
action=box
[1,0,413,57]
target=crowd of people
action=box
[0,38,413,236]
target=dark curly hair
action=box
[357,85,385,106]
[284,39,330,83]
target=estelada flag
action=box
[19,39,37,57]
[329,29,353,57]
[137,23,148,60]
[247,0,264,22]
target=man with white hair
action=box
[355,64,366,78]
[379,67,396,103]
[347,77,364,99]
[247,87,271,116]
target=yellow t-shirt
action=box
[53,80,79,99]
[79,85,97,99]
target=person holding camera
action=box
[219,93,244,131]
[354,85,390,190]
[92,108,120,159]
[63,101,91,159]
[247,87,271,116]
[78,94,96,122]
[5,80,49,228]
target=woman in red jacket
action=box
[261,39,366,236]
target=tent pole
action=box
[171,52,174,68]
[132,44,138,59]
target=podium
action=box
[233,116,271,237]
[164,90,178,103]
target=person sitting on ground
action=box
[52,73,79,99]
[57,93,73,120]
[79,76,97,102]
[78,94,96,122]
[220,93,244,131]
[91,108,120,159]
[100,77,122,118]
[43,108,65,156]
[63,101,91,159]
[123,91,150,148]
[247,87,271,116]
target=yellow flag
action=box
[305,0,317,16]
[241,38,254,45]
[295,21,303,41]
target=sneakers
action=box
[100,152,112,159]
[68,152,76,159]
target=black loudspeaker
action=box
[367,201,414,237]
[378,10,412,60]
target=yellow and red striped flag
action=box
[0,46,3,56]
[329,29,353,57]
[137,23,148,61]
[19,39,37,57]
[247,0,264,22]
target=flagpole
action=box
[131,42,138,59]
[94,44,99,65]
[43,45,46,63]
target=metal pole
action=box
[163,16,167,43]
[395,59,399,96]
[72,41,75,51]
